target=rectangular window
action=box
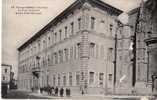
[54,32,57,43]
[48,36,51,46]
[54,53,58,64]
[90,43,95,57]
[91,17,95,29]
[76,72,80,86]
[64,49,69,61]
[63,75,66,86]
[74,45,77,59]
[70,47,73,59]
[78,18,81,30]
[59,30,62,41]
[110,24,113,35]
[53,75,56,86]
[110,24,113,31]
[38,41,41,52]
[47,55,50,64]
[3,76,5,80]
[89,72,94,84]
[59,50,63,63]
[77,43,81,59]
[69,72,72,86]
[5,69,7,73]
[99,73,104,86]
[109,74,112,81]
[71,22,74,35]
[58,74,60,86]
[108,48,113,61]
[65,26,68,39]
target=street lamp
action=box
[114,12,134,93]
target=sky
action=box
[2,0,142,79]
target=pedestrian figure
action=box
[40,87,43,94]
[82,90,84,95]
[55,87,58,96]
[66,88,68,97]
[60,88,64,97]
[68,88,71,97]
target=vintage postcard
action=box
[2,0,157,99]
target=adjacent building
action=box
[115,0,157,95]
[2,64,12,88]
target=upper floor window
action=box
[38,41,41,51]
[48,36,51,45]
[63,75,66,86]
[64,48,69,61]
[59,50,63,63]
[54,53,58,64]
[59,30,62,41]
[89,72,94,84]
[5,69,7,73]
[108,74,112,81]
[58,74,60,86]
[78,18,81,30]
[3,76,5,80]
[71,22,74,35]
[43,40,46,49]
[91,17,96,29]
[54,32,57,43]
[99,73,104,86]
[76,72,80,86]
[77,43,81,59]
[70,47,73,59]
[108,48,113,61]
[65,26,68,39]
[69,72,72,86]
[53,75,56,86]
[110,24,113,33]
[90,43,95,57]
[47,55,50,64]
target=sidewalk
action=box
[29,92,156,100]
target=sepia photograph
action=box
[2,0,157,99]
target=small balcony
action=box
[144,32,157,45]
[32,67,41,78]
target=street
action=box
[2,90,151,100]
[3,90,50,99]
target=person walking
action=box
[68,88,71,97]
[55,87,58,96]
[66,88,68,97]
[60,88,64,97]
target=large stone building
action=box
[17,0,122,95]
[17,0,157,96]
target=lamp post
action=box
[114,12,134,94]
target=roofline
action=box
[2,64,12,69]
[128,7,139,15]
[18,0,123,51]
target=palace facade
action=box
[17,0,157,96]
[17,0,122,95]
